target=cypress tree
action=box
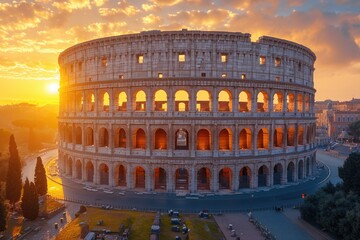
[28,182,39,220]
[5,135,22,207]
[34,156,47,196]
[21,179,39,220]
[0,197,6,231]
[21,178,30,219]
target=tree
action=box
[338,152,360,195]
[34,156,47,196]
[0,197,6,231]
[348,120,360,142]
[21,178,39,220]
[5,135,22,207]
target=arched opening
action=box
[218,90,232,112]
[298,126,304,145]
[154,90,167,111]
[305,95,310,112]
[196,90,211,112]
[197,129,210,150]
[273,92,283,112]
[86,161,94,182]
[135,128,146,149]
[297,94,303,112]
[287,162,295,183]
[75,126,82,144]
[135,90,146,111]
[239,91,251,112]
[197,167,210,191]
[287,127,295,146]
[88,93,95,112]
[134,166,145,189]
[116,165,126,187]
[99,127,109,147]
[298,160,304,179]
[287,93,295,112]
[239,167,251,189]
[102,92,110,112]
[99,163,109,185]
[154,167,166,190]
[175,129,189,150]
[67,158,73,176]
[175,168,188,190]
[273,127,283,147]
[76,92,83,111]
[85,127,94,146]
[115,128,126,148]
[219,129,232,150]
[175,90,189,112]
[75,160,82,180]
[118,91,127,111]
[273,163,283,185]
[257,91,268,112]
[154,129,167,150]
[239,128,251,149]
[67,125,73,143]
[258,165,268,187]
[219,168,232,190]
[257,128,269,149]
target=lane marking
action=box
[317,160,331,185]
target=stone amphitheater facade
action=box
[58,29,317,193]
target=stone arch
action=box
[197,129,211,150]
[115,164,126,187]
[75,159,82,180]
[134,128,146,149]
[86,92,95,112]
[75,126,82,144]
[238,91,251,112]
[257,91,269,112]
[239,166,251,189]
[273,163,283,185]
[273,127,283,147]
[305,95,310,112]
[257,128,269,149]
[66,157,73,176]
[154,128,167,150]
[67,125,73,143]
[175,168,189,190]
[219,128,232,150]
[258,165,269,187]
[154,167,167,190]
[287,93,295,112]
[154,89,167,111]
[86,161,94,182]
[219,167,232,190]
[287,162,295,182]
[85,127,94,146]
[218,89,232,112]
[114,128,126,148]
[287,126,295,146]
[239,128,251,149]
[298,160,304,179]
[76,92,83,112]
[175,128,189,150]
[297,93,303,112]
[99,163,109,185]
[134,90,146,111]
[273,91,284,112]
[197,167,211,191]
[99,127,109,147]
[102,92,110,112]
[117,91,127,111]
[298,125,304,145]
[134,166,145,189]
[196,90,211,112]
[175,90,189,111]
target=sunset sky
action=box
[0,0,359,105]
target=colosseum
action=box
[58,29,317,193]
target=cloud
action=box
[142,14,162,25]
[52,0,91,12]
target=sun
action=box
[47,82,59,94]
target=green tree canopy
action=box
[5,135,22,206]
[34,156,47,196]
[338,152,360,195]
[348,120,360,142]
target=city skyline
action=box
[0,0,359,105]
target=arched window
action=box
[116,165,126,186]
[196,90,211,112]
[85,127,94,146]
[175,129,189,150]
[219,129,231,150]
[135,166,145,188]
[75,126,82,144]
[86,93,95,112]
[103,92,110,112]
[197,129,210,150]
[75,160,82,180]
[273,164,283,185]
[175,168,188,190]
[257,128,269,149]
[218,90,231,112]
[239,128,251,149]
[175,90,189,112]
[135,128,146,149]
[239,167,251,189]
[305,95,310,112]
[86,161,94,182]
[273,92,283,112]
[197,168,210,190]
[154,129,167,149]
[135,90,146,111]
[298,126,304,145]
[297,94,303,112]
[287,162,295,182]
[239,91,251,112]
[287,127,295,146]
[76,92,83,112]
[118,92,127,111]
[99,128,109,147]
[154,167,166,190]
[257,91,268,112]
[219,168,232,190]
[67,125,73,143]
[258,165,268,187]
[273,127,283,147]
[99,163,109,185]
[154,90,167,111]
[287,93,295,112]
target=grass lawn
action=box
[56,207,155,240]
[160,214,225,240]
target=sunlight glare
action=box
[47,82,59,94]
